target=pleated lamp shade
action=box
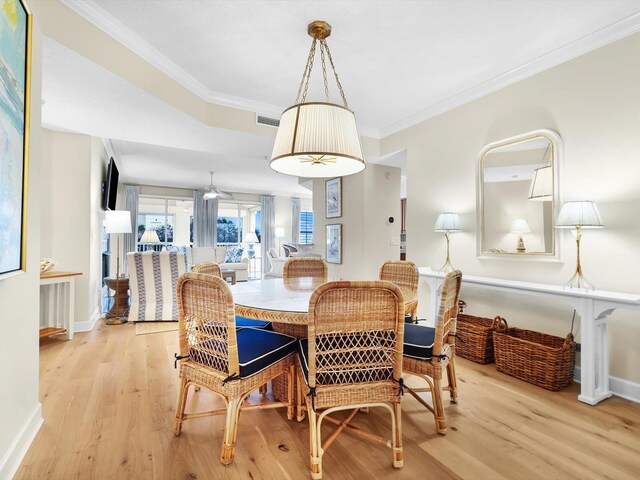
[434,213,461,232]
[140,229,160,243]
[528,165,553,201]
[270,102,364,178]
[555,201,604,228]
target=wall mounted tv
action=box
[102,157,119,210]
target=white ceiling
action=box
[42,0,640,196]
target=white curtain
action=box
[122,185,139,274]
[291,197,301,244]
[261,195,275,274]
[193,191,218,247]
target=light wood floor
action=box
[16,321,640,480]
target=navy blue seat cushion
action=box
[297,336,394,386]
[235,315,272,330]
[403,324,435,360]
[194,328,296,378]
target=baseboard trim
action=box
[75,307,100,333]
[0,403,43,480]
[574,367,640,404]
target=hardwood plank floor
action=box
[16,321,640,479]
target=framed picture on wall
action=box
[326,224,342,264]
[325,177,341,218]
[0,0,32,279]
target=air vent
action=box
[256,114,280,128]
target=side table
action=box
[40,271,82,340]
[221,269,236,285]
[104,276,130,325]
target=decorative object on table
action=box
[105,210,132,279]
[39,258,57,273]
[325,177,342,218]
[455,300,503,364]
[493,320,576,391]
[224,246,244,263]
[203,171,232,199]
[403,270,462,435]
[434,212,461,273]
[511,218,531,253]
[325,224,342,264]
[270,20,364,178]
[379,260,419,322]
[244,231,259,258]
[555,200,604,290]
[139,229,160,251]
[297,280,405,478]
[283,257,327,280]
[103,276,130,325]
[0,0,31,280]
[173,273,296,466]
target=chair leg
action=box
[296,372,305,422]
[392,401,403,468]
[259,384,268,396]
[447,358,458,403]
[173,377,189,436]
[431,376,447,435]
[287,365,295,420]
[220,397,242,465]
[308,407,322,479]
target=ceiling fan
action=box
[203,171,232,200]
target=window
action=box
[299,211,314,244]
[217,202,261,248]
[137,196,193,251]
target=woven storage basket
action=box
[493,322,576,391]
[456,313,503,364]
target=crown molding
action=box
[378,12,640,138]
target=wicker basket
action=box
[493,323,576,391]
[456,313,504,364]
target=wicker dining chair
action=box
[173,273,297,465]
[296,280,405,479]
[402,270,462,434]
[192,262,222,277]
[283,257,328,280]
[379,260,419,321]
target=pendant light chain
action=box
[296,38,318,104]
[319,40,330,102]
[322,39,349,109]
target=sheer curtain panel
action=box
[122,185,139,274]
[261,195,276,274]
[193,191,218,247]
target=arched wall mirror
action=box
[477,129,561,261]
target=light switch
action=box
[390,236,400,246]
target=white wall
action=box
[381,31,640,384]
[312,164,401,280]
[0,15,43,479]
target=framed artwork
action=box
[325,177,341,218]
[0,0,32,279]
[325,224,342,264]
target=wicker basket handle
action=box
[493,316,508,330]
[564,332,576,348]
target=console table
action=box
[419,267,640,405]
[40,271,82,340]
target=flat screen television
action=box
[103,157,119,210]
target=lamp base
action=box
[438,259,455,274]
[563,270,594,291]
[105,317,128,325]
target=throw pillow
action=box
[224,247,244,263]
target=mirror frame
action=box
[476,129,562,262]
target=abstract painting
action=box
[0,0,30,278]
[326,224,341,264]
[325,177,341,219]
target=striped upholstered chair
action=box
[127,251,188,322]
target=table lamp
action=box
[434,212,461,273]
[511,218,531,253]
[105,210,132,279]
[555,201,603,290]
[140,229,161,251]
[245,231,259,258]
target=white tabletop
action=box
[230,277,325,313]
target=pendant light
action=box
[270,21,364,178]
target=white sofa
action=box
[189,246,249,282]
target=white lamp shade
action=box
[434,213,461,232]
[105,210,132,234]
[275,227,285,239]
[244,232,259,244]
[270,103,365,178]
[555,201,604,228]
[511,218,531,234]
[140,229,160,243]
[528,165,553,201]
